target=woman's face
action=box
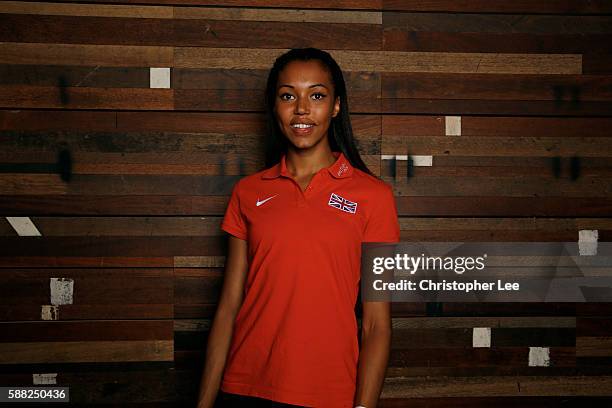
[274,60,340,151]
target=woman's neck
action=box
[285,145,337,178]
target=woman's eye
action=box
[279,93,295,101]
[312,93,326,100]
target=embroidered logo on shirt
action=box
[328,193,358,214]
[337,162,348,177]
[256,194,278,207]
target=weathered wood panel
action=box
[1,1,611,406]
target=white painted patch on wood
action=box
[50,278,74,305]
[150,67,170,88]
[472,327,491,348]
[381,155,432,166]
[579,229,598,256]
[445,116,461,136]
[528,346,550,366]
[33,373,57,385]
[41,305,59,320]
[411,155,433,166]
[5,217,41,236]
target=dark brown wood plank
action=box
[577,317,612,336]
[383,12,612,34]
[0,304,174,321]
[0,14,381,50]
[399,230,583,241]
[493,328,576,347]
[584,52,612,74]
[381,98,612,116]
[395,197,612,216]
[378,397,612,408]
[175,269,223,305]
[382,375,612,397]
[381,116,612,138]
[384,30,611,53]
[0,86,173,110]
[0,110,117,131]
[460,117,612,138]
[382,135,612,157]
[0,195,229,215]
[0,256,175,268]
[382,73,612,102]
[0,268,172,305]
[0,321,173,342]
[0,65,150,87]
[388,176,612,197]
[388,347,574,367]
[440,303,576,317]
[382,0,612,14]
[0,236,224,257]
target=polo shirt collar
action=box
[261,151,353,179]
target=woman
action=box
[197,48,399,408]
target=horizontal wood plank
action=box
[381,99,612,116]
[0,85,173,110]
[382,73,612,102]
[382,136,612,157]
[382,375,612,397]
[383,12,612,34]
[176,48,582,74]
[0,236,224,256]
[0,14,381,50]
[395,197,612,217]
[0,42,173,67]
[0,321,173,342]
[384,30,610,53]
[0,340,173,363]
[382,0,612,14]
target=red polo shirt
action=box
[220,151,399,407]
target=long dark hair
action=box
[263,47,373,176]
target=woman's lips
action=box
[290,124,314,135]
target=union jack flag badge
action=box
[328,193,358,214]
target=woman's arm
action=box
[353,300,392,408]
[196,236,249,408]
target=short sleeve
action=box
[363,183,400,243]
[221,179,247,240]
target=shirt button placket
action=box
[299,182,314,208]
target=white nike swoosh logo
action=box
[256,194,278,207]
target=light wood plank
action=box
[174,6,381,23]
[176,48,582,74]
[0,340,173,363]
[0,1,173,18]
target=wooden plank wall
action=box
[1,0,611,406]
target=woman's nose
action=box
[294,97,309,114]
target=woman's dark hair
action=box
[263,47,373,176]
